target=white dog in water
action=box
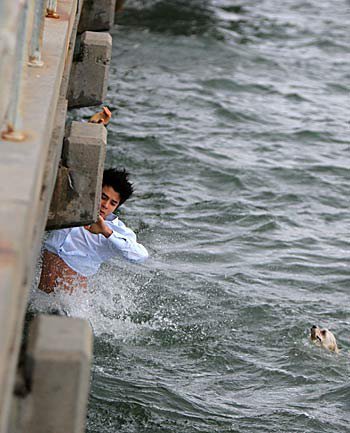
[310,325,339,353]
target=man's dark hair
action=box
[102,168,134,205]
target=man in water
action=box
[39,168,148,293]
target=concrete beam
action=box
[0,1,79,431]
[78,0,117,32]
[25,315,93,433]
[67,31,112,108]
[46,121,107,229]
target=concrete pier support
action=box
[78,0,117,32]
[25,316,93,433]
[47,121,107,229]
[67,31,112,108]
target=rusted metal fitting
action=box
[1,123,26,142]
[28,0,47,67]
[88,106,112,126]
[46,0,59,19]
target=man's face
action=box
[100,185,121,219]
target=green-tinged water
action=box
[33,0,350,431]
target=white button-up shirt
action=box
[44,215,148,276]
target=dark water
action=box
[50,0,350,431]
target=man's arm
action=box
[85,217,149,263]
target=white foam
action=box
[29,260,153,340]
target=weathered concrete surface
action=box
[7,380,31,433]
[78,0,117,32]
[0,1,79,431]
[67,31,112,108]
[60,0,84,99]
[47,121,107,229]
[34,97,67,244]
[26,315,93,433]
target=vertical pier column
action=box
[47,121,107,229]
[78,0,117,32]
[26,316,93,433]
[67,31,112,108]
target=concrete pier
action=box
[68,31,112,108]
[0,0,118,431]
[26,316,93,433]
[47,121,107,229]
[78,0,117,32]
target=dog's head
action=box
[310,325,339,353]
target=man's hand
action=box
[84,216,113,238]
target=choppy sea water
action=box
[31,0,350,431]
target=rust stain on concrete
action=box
[0,241,16,266]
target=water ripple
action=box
[83,0,350,432]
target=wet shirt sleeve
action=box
[44,228,71,254]
[106,218,149,263]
